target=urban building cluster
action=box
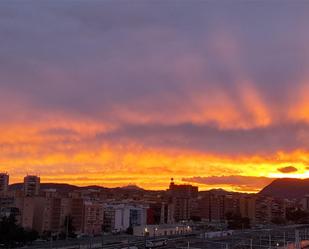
[0,173,306,238]
[195,192,287,225]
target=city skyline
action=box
[2,2,309,192]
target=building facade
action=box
[167,179,198,223]
[24,175,40,197]
[103,203,147,233]
[0,173,9,195]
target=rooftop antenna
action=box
[170,178,175,186]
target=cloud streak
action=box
[182,176,275,192]
[1,2,309,190]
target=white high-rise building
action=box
[103,203,148,233]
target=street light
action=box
[144,227,148,249]
[154,227,158,238]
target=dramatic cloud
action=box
[1,1,309,191]
[277,166,298,174]
[182,176,275,192]
[98,122,309,155]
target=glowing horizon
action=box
[1,1,309,193]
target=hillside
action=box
[259,178,309,199]
[9,183,81,193]
[8,182,149,193]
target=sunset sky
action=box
[1,1,309,192]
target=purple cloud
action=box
[1,1,309,157]
[277,166,298,174]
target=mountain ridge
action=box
[259,178,309,199]
[11,178,309,200]
[8,182,147,193]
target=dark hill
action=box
[8,183,145,194]
[259,178,309,199]
[9,183,80,193]
[121,184,144,191]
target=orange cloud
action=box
[182,176,275,193]
[2,114,309,192]
[3,1,309,194]
[3,86,309,193]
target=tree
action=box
[0,214,38,248]
[271,216,286,225]
[126,226,133,235]
[286,208,309,224]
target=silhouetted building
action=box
[0,173,9,194]
[167,178,198,223]
[33,196,62,234]
[147,202,168,225]
[15,196,35,229]
[197,192,225,222]
[71,198,84,234]
[24,175,40,197]
[301,195,309,210]
[196,191,244,223]
[224,194,240,216]
[240,195,286,225]
[83,201,104,235]
[239,195,256,221]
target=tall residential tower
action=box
[0,173,9,194]
[24,175,40,197]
